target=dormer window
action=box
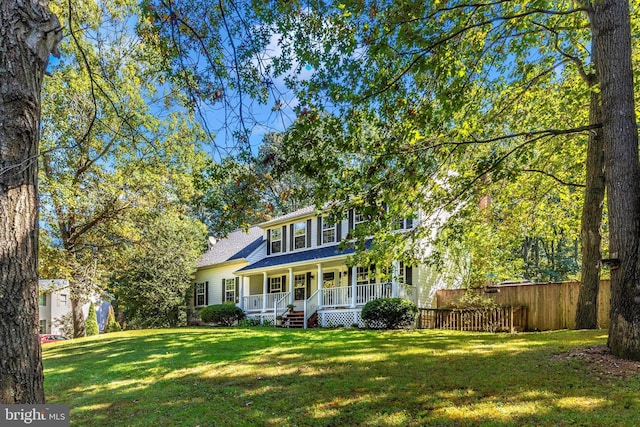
[294,221,307,249]
[270,228,282,254]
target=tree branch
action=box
[521,168,586,188]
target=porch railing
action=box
[322,286,352,307]
[355,282,393,304]
[243,292,289,312]
[244,284,417,313]
[243,294,264,312]
[274,292,291,320]
[305,289,320,328]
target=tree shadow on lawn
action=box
[43,329,639,426]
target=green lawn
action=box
[42,328,639,426]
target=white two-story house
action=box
[39,279,112,336]
[192,206,445,328]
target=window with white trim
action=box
[356,266,371,285]
[399,262,407,283]
[224,278,236,303]
[59,294,67,307]
[354,212,365,226]
[294,274,306,300]
[195,283,205,306]
[322,219,336,244]
[294,221,307,249]
[270,228,282,254]
[269,276,282,293]
[38,293,46,306]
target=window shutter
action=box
[306,219,312,248]
[282,225,287,253]
[281,275,287,292]
[348,209,354,231]
[268,277,272,293]
[337,222,342,242]
[267,229,271,255]
[306,272,312,296]
[221,278,225,302]
[405,266,413,285]
[290,224,294,251]
[317,217,322,246]
[205,281,209,305]
[235,277,240,303]
[348,268,353,287]
[193,284,196,307]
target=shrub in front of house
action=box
[199,304,245,326]
[361,298,418,329]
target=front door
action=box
[294,273,306,302]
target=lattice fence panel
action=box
[320,310,363,328]
[246,313,276,325]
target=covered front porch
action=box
[238,261,417,328]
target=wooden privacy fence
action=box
[435,280,611,331]
[418,306,527,333]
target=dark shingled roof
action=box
[197,227,264,268]
[237,242,369,272]
[258,205,316,228]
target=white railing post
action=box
[317,263,323,308]
[350,266,357,308]
[303,297,308,329]
[262,272,268,313]
[392,260,400,298]
[289,268,294,305]
[239,276,245,310]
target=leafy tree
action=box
[0,0,61,404]
[39,0,208,338]
[192,132,314,236]
[85,303,99,336]
[250,1,639,357]
[110,213,206,328]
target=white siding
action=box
[38,288,103,335]
[194,261,247,306]
[415,264,453,308]
[246,241,266,264]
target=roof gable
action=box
[197,226,263,268]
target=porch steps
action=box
[284,310,305,328]
[283,310,318,328]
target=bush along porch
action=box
[191,206,447,328]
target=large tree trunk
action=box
[591,0,640,360]
[575,76,605,329]
[0,0,60,403]
[71,287,87,339]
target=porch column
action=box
[351,265,357,308]
[262,272,268,313]
[392,260,400,297]
[289,268,294,305]
[317,263,323,308]
[239,276,245,310]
